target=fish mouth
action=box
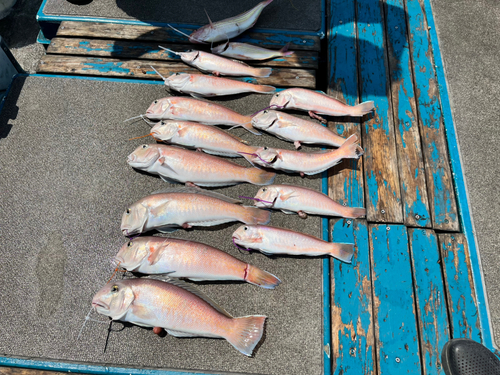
[127,154,136,163]
[92,301,109,311]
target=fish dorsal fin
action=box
[204,8,214,26]
[151,276,233,318]
[150,187,242,204]
[219,128,250,144]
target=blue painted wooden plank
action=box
[357,0,403,223]
[409,228,450,375]
[327,0,364,208]
[405,0,459,231]
[370,224,421,374]
[438,233,482,342]
[384,0,431,228]
[331,219,374,375]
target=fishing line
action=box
[150,66,167,81]
[251,104,286,117]
[238,196,274,205]
[232,237,250,253]
[237,151,273,165]
[167,24,208,44]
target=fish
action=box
[251,109,346,149]
[188,0,273,44]
[145,96,261,135]
[120,187,271,236]
[160,48,272,78]
[127,143,275,187]
[248,134,364,176]
[251,184,366,219]
[232,225,354,262]
[149,120,260,162]
[115,236,281,289]
[269,88,375,122]
[160,72,275,97]
[211,41,294,60]
[91,278,266,356]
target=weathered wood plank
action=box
[370,224,421,374]
[327,0,364,208]
[358,0,403,223]
[409,228,450,375]
[36,55,316,88]
[331,219,374,375]
[385,0,431,228]
[438,233,482,342]
[56,21,321,51]
[47,37,319,70]
[406,0,459,231]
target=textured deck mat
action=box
[42,0,322,33]
[0,76,326,375]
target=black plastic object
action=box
[441,338,500,375]
[65,0,93,5]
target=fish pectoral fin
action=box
[249,236,263,243]
[160,175,181,184]
[131,304,157,322]
[166,329,199,338]
[156,226,179,233]
[147,245,167,265]
[279,192,296,202]
[280,209,296,215]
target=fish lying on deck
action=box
[212,42,294,61]
[120,187,271,236]
[92,278,266,356]
[251,109,346,148]
[115,236,281,289]
[232,225,354,262]
[269,88,375,122]
[127,144,275,187]
[250,184,366,219]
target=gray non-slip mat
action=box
[0,76,327,375]
[42,0,322,33]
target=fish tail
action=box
[226,315,267,356]
[253,67,273,78]
[329,243,354,263]
[253,84,276,94]
[343,207,366,219]
[245,167,276,185]
[245,264,281,289]
[350,101,375,116]
[279,42,294,57]
[241,206,271,225]
[241,121,262,135]
[337,134,364,159]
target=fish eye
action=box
[142,145,148,149]
[153,100,158,104]
[127,241,132,247]
[244,226,248,231]
[275,93,279,97]
[175,72,180,75]
[126,208,131,215]
[111,285,119,293]
[262,188,267,192]
[263,110,268,114]
[264,147,268,150]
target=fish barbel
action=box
[252,184,366,219]
[160,48,272,78]
[150,120,259,162]
[127,143,275,186]
[91,278,266,356]
[251,109,346,149]
[269,88,375,122]
[249,134,364,175]
[162,72,275,97]
[145,96,260,135]
[120,187,271,236]
[211,42,294,60]
[232,225,354,262]
[115,236,281,289]
[189,0,273,44]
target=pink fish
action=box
[161,72,275,97]
[92,278,266,356]
[232,225,354,262]
[145,96,261,135]
[120,187,271,236]
[127,143,275,186]
[251,184,366,219]
[249,134,364,176]
[269,88,374,122]
[115,236,281,289]
[160,48,272,78]
[211,42,294,60]
[251,109,346,148]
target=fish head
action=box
[151,121,180,142]
[92,280,135,320]
[121,202,149,237]
[146,98,171,119]
[254,186,279,208]
[180,50,202,65]
[269,91,292,109]
[232,225,262,248]
[251,110,279,130]
[127,144,161,169]
[115,239,149,271]
[164,73,192,91]
[253,146,281,165]
[189,26,213,44]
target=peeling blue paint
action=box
[367,170,379,212]
[81,60,131,74]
